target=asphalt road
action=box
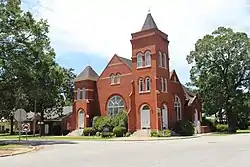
[1,134,250,167]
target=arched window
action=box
[145,77,150,92]
[161,77,164,92]
[142,105,150,110]
[174,95,181,120]
[145,51,151,66]
[77,88,81,100]
[110,74,115,84]
[164,78,167,92]
[137,53,143,68]
[82,88,86,99]
[139,78,143,93]
[158,51,163,67]
[116,73,120,84]
[107,95,125,116]
[163,53,167,68]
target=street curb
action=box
[106,135,200,141]
[0,146,43,158]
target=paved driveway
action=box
[0,134,250,167]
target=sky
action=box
[22,0,250,84]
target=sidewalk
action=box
[0,145,41,158]
[108,135,203,141]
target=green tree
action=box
[0,0,75,135]
[187,27,250,133]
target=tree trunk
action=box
[227,110,237,133]
[41,110,44,136]
[10,115,14,135]
[33,118,36,136]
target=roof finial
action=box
[148,7,151,13]
[141,8,158,31]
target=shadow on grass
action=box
[0,139,77,146]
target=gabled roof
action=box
[181,84,197,106]
[74,66,99,82]
[169,70,197,106]
[141,13,158,31]
[26,106,73,121]
[118,56,132,69]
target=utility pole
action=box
[33,99,36,136]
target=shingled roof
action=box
[118,56,133,69]
[141,13,158,31]
[74,66,99,82]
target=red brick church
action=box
[69,12,202,132]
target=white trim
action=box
[139,78,143,93]
[110,74,115,84]
[194,109,199,126]
[145,51,151,66]
[78,110,85,129]
[163,53,167,68]
[158,51,163,67]
[140,104,150,129]
[137,53,143,68]
[162,104,168,129]
[107,95,125,116]
[174,95,182,121]
[145,77,151,92]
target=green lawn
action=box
[0,135,113,140]
[0,144,26,150]
[208,129,250,136]
[237,129,250,133]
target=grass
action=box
[0,134,114,141]
[236,129,250,133]
[208,129,250,136]
[0,144,26,150]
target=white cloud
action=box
[33,0,250,81]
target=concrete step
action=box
[67,129,84,136]
[131,129,151,137]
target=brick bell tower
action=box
[130,12,170,130]
[72,66,99,130]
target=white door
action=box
[162,108,168,129]
[141,106,150,129]
[78,110,85,129]
[194,109,198,126]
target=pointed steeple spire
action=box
[141,12,158,31]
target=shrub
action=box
[83,127,96,136]
[162,130,171,137]
[112,111,128,128]
[113,126,126,137]
[93,111,128,132]
[93,116,113,132]
[237,110,250,130]
[216,124,228,133]
[150,130,171,137]
[174,120,194,136]
[201,117,217,132]
[125,132,131,137]
[96,131,101,137]
[150,130,158,137]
